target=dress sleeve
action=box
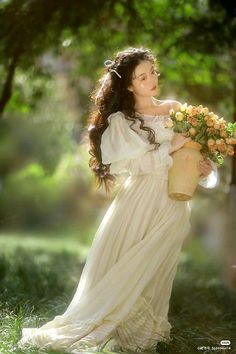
[100,111,152,165]
[198,159,218,189]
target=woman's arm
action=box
[169,133,191,154]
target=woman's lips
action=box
[151,85,157,91]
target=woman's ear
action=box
[127,85,134,92]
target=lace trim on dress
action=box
[111,296,172,352]
[135,112,170,124]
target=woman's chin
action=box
[151,88,158,96]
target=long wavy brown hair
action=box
[86,47,160,194]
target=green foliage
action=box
[0,0,234,113]
[0,150,97,230]
[7,67,53,114]
[0,74,101,230]
[0,0,235,230]
[227,122,236,135]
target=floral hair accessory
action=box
[95,59,122,104]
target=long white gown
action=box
[17,108,218,353]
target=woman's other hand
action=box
[199,159,213,178]
[169,133,191,154]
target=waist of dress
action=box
[129,167,169,179]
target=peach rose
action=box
[207,127,215,134]
[218,143,226,153]
[216,139,224,145]
[206,118,215,127]
[226,138,236,145]
[226,146,235,156]
[189,127,197,136]
[186,105,193,114]
[207,138,215,147]
[187,115,193,122]
[220,130,228,138]
[191,106,198,115]
[220,123,226,130]
[213,123,220,130]
[191,117,198,127]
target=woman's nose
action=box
[150,80,157,86]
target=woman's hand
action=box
[169,133,191,154]
[199,159,213,178]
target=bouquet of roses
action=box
[169,103,236,165]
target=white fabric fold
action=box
[101,112,173,176]
[101,111,152,165]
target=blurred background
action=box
[0,0,235,353]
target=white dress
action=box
[17,110,218,353]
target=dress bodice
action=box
[100,110,218,188]
[132,113,175,144]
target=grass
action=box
[0,232,235,354]
[0,228,94,259]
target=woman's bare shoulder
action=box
[166,99,182,111]
[153,98,182,109]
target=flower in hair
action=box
[95,59,122,104]
[104,60,122,78]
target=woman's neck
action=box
[134,97,163,113]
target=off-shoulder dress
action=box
[17,108,218,352]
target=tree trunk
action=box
[0,55,19,115]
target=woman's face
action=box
[128,60,159,98]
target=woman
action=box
[18,47,217,352]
